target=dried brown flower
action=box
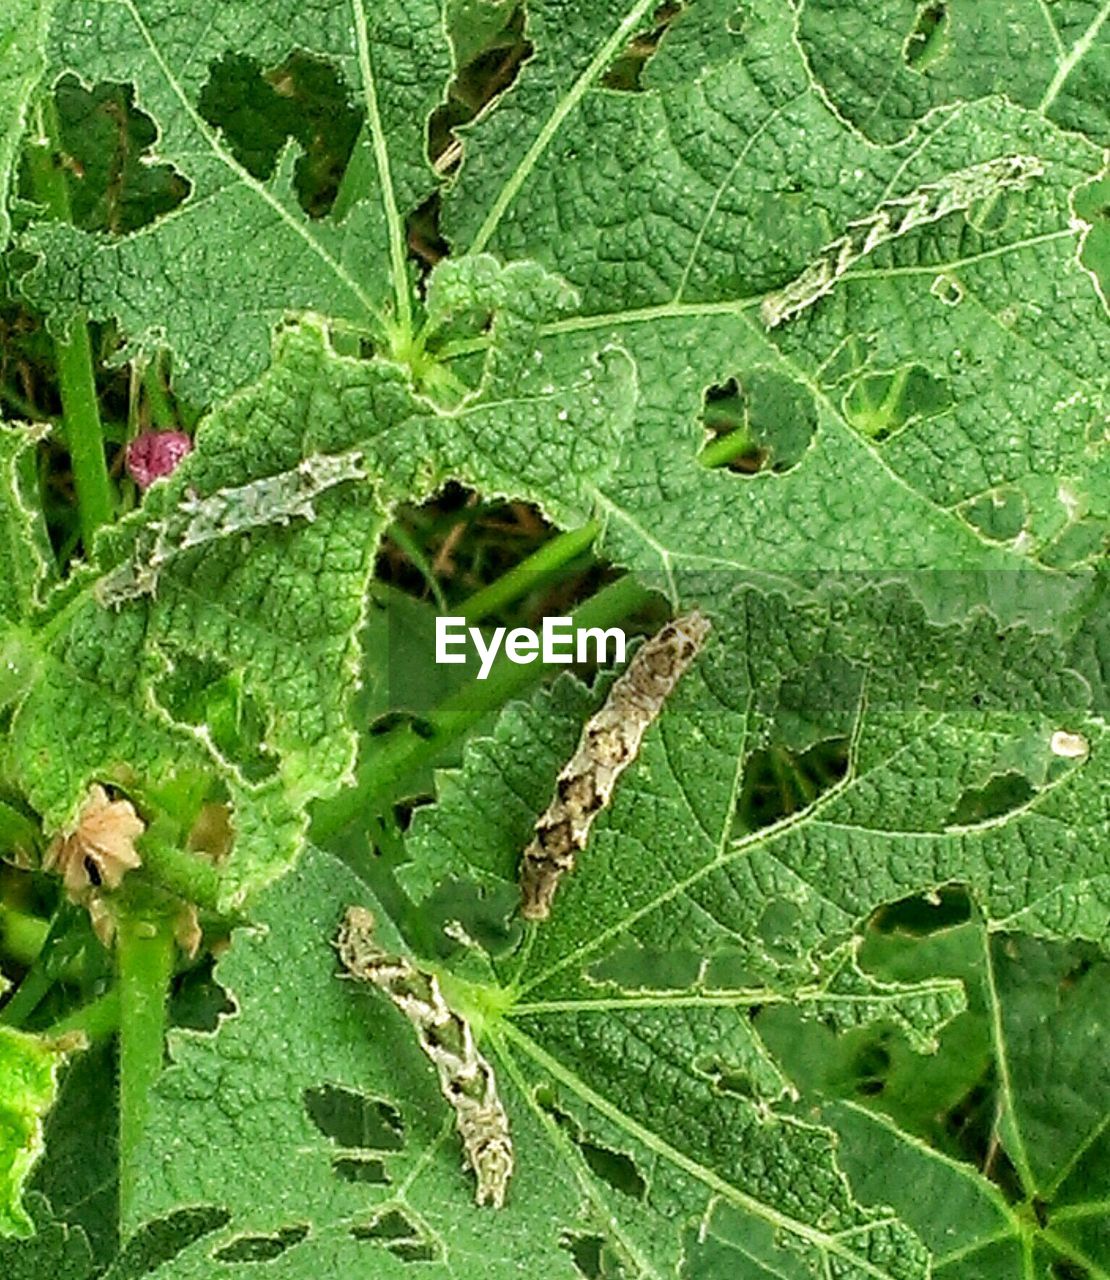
[44,784,144,900]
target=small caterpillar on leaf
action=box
[337,906,513,1209]
[95,450,367,607]
[761,154,1045,328]
[519,610,711,921]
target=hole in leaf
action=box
[931,274,964,306]
[589,943,702,991]
[698,372,817,473]
[561,1232,624,1280]
[378,484,612,624]
[852,1040,893,1097]
[407,190,450,280]
[960,488,1028,543]
[700,1058,756,1098]
[51,76,190,234]
[350,1208,438,1262]
[755,899,807,958]
[170,953,235,1032]
[332,1156,389,1184]
[213,1225,308,1263]
[154,655,277,782]
[870,885,972,936]
[842,364,953,442]
[429,5,532,181]
[726,7,749,35]
[947,773,1035,826]
[600,2,685,90]
[735,737,850,833]
[109,1206,231,1277]
[367,712,437,740]
[197,51,363,218]
[302,1086,404,1150]
[904,3,949,71]
[542,1100,647,1199]
[578,1142,646,1200]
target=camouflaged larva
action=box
[337,907,513,1209]
[95,450,367,607]
[519,610,711,921]
[761,154,1045,328]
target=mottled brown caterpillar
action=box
[519,610,711,921]
[761,154,1045,328]
[336,906,512,1209]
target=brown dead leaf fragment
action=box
[44,784,144,899]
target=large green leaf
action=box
[22,0,450,399]
[0,0,51,249]
[3,252,634,904]
[104,580,1105,1278]
[0,1002,76,1239]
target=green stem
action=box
[387,520,450,614]
[136,833,223,914]
[311,574,656,842]
[0,903,49,969]
[461,522,599,623]
[699,427,756,469]
[0,901,85,1027]
[117,910,174,1227]
[44,988,120,1043]
[25,99,114,548]
[142,357,177,430]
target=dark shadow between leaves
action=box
[197,51,363,218]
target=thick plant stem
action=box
[117,911,174,1228]
[25,99,114,549]
[46,988,120,1043]
[137,833,223,914]
[312,573,657,841]
[461,521,600,623]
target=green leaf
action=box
[91,579,1101,1278]
[0,1193,94,1279]
[2,254,632,904]
[0,1020,76,1238]
[0,0,50,250]
[443,1,1108,586]
[21,0,451,399]
[0,421,54,640]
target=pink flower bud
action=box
[125,430,193,491]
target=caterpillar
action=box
[760,154,1045,328]
[336,906,513,1209]
[519,610,711,921]
[95,450,367,607]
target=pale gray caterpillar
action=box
[761,154,1045,328]
[519,610,711,921]
[336,906,513,1209]
[95,450,367,607]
